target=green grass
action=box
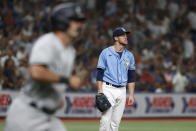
[0,123,4,131]
[118,121,196,131]
[0,121,196,131]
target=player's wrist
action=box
[129,95,134,98]
[97,89,103,94]
[59,76,69,84]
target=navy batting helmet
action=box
[51,3,85,31]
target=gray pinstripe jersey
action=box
[22,32,76,110]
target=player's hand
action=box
[69,75,81,89]
[128,95,134,106]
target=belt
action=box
[30,102,56,115]
[105,82,124,88]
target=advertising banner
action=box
[123,94,196,118]
[0,91,196,118]
[0,91,18,116]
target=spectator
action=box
[183,32,194,61]
[1,49,19,67]
[172,67,189,93]
[187,7,196,41]
[140,68,154,92]
[168,1,179,20]
[18,59,29,80]
[16,47,27,61]
[0,65,3,90]
[186,64,196,92]
[105,0,117,17]
[0,0,195,93]
[153,68,167,93]
[2,58,18,90]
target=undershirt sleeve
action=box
[96,68,104,81]
[128,70,135,83]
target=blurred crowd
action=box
[0,0,196,93]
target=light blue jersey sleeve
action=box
[97,50,106,69]
[129,53,135,70]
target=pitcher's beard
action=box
[119,42,127,46]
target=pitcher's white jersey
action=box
[23,32,76,110]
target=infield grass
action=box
[0,121,196,131]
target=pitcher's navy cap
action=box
[112,27,130,37]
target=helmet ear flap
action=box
[57,21,69,31]
[51,14,69,31]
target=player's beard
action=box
[119,41,127,47]
[119,39,128,46]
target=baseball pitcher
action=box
[96,27,136,131]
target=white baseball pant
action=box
[5,96,66,131]
[99,82,126,131]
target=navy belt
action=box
[30,102,56,115]
[105,82,124,88]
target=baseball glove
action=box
[95,93,111,112]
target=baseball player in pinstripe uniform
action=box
[5,3,85,131]
[96,27,136,131]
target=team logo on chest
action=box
[125,61,130,68]
[125,55,130,69]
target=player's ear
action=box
[113,36,118,41]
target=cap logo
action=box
[76,6,82,15]
[121,28,126,32]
